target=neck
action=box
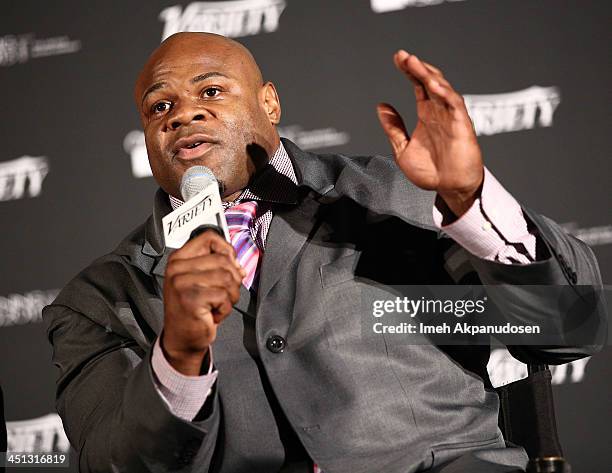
[222,189,243,203]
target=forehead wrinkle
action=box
[144,58,228,85]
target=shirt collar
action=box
[169,142,297,210]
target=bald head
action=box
[133,31,282,201]
[135,32,263,105]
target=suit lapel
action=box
[235,284,257,317]
[254,139,337,310]
[257,191,323,306]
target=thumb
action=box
[376,103,410,156]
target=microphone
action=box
[162,166,230,249]
[180,165,219,201]
[180,166,226,240]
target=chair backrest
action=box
[1,385,6,453]
[495,364,571,473]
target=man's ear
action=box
[261,81,281,125]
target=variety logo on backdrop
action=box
[0,34,80,67]
[0,289,59,327]
[277,125,350,151]
[464,86,561,136]
[124,126,350,178]
[562,222,612,247]
[160,0,287,40]
[0,156,50,202]
[488,348,591,387]
[123,131,151,178]
[6,414,70,453]
[371,0,465,13]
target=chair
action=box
[496,363,570,473]
[1,385,6,473]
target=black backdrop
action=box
[1,1,610,471]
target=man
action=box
[43,33,605,473]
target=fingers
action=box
[165,230,245,320]
[174,271,240,310]
[166,248,244,316]
[421,61,442,76]
[176,284,236,323]
[394,50,427,101]
[173,268,241,303]
[167,253,245,285]
[393,49,465,110]
[169,265,241,324]
[173,229,236,260]
[376,103,410,156]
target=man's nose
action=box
[166,103,207,130]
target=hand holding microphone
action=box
[161,167,245,376]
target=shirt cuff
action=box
[151,337,218,421]
[432,167,536,261]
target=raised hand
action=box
[377,50,484,217]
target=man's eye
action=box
[203,87,220,97]
[152,102,170,114]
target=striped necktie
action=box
[225,201,261,291]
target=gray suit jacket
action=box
[43,139,606,473]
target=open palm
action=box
[377,50,484,216]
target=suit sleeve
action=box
[465,208,608,364]
[43,303,220,473]
[356,154,608,366]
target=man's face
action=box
[135,34,280,200]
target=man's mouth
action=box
[172,134,218,160]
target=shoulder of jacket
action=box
[48,221,153,315]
